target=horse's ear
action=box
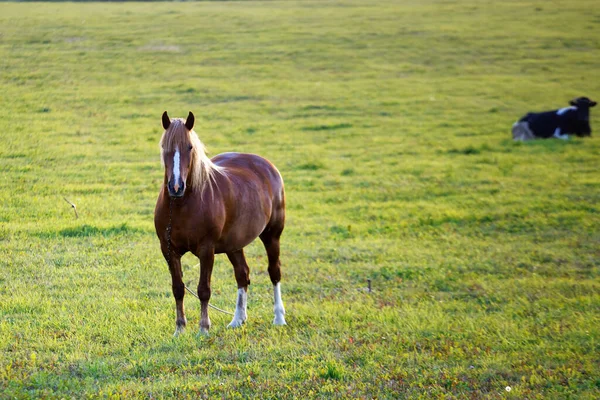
[185,111,195,131]
[162,111,171,130]
[590,101,597,107]
[569,99,578,106]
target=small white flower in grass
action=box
[505,386,511,392]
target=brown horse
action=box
[154,111,286,335]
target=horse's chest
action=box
[169,215,219,250]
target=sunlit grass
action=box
[0,0,599,398]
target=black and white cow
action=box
[512,97,596,141]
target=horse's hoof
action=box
[173,318,187,337]
[273,316,287,326]
[173,327,185,337]
[197,328,210,337]
[228,319,245,328]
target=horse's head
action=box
[160,111,196,198]
[569,97,597,137]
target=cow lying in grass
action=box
[512,97,596,141]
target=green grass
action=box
[1,0,599,398]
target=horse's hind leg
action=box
[260,227,287,326]
[226,249,250,328]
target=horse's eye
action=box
[188,145,193,151]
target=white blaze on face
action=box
[173,147,181,185]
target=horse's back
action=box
[212,152,284,197]
[212,152,280,174]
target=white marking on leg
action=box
[553,127,569,140]
[173,301,186,337]
[173,147,181,188]
[273,282,286,325]
[199,303,211,335]
[228,288,247,328]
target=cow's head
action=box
[569,97,597,137]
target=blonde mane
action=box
[159,118,223,195]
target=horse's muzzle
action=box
[167,179,185,198]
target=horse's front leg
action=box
[162,246,186,336]
[197,247,215,334]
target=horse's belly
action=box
[215,221,267,254]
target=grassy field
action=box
[1,0,599,398]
